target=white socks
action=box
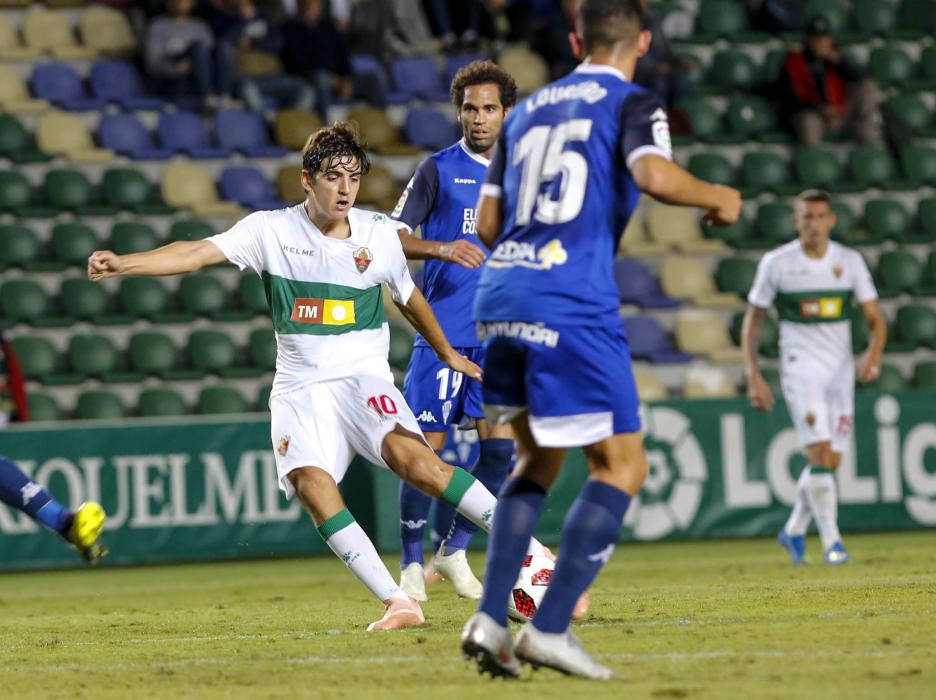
[784,466,813,537]
[803,469,842,551]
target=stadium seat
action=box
[703,216,753,248]
[0,13,39,60]
[391,56,450,102]
[28,393,63,422]
[794,147,849,191]
[90,61,165,111]
[110,221,159,255]
[0,225,44,269]
[622,316,692,363]
[138,388,189,418]
[276,165,306,204]
[619,200,667,255]
[895,304,936,348]
[0,171,35,213]
[919,251,936,296]
[886,95,931,137]
[0,114,52,164]
[753,202,795,246]
[347,107,421,156]
[661,256,742,308]
[715,257,758,297]
[896,0,935,39]
[187,330,237,373]
[918,45,936,86]
[119,277,192,323]
[169,218,214,243]
[78,7,136,57]
[694,0,766,42]
[0,279,53,322]
[709,50,758,91]
[161,162,242,217]
[102,168,173,215]
[129,332,181,376]
[249,329,276,371]
[43,168,116,216]
[76,390,127,420]
[37,111,113,162]
[404,108,459,152]
[350,53,396,101]
[614,258,681,309]
[239,274,269,315]
[901,146,936,187]
[357,162,400,211]
[99,114,172,161]
[742,151,795,194]
[829,200,858,242]
[864,199,909,244]
[444,54,484,85]
[725,96,785,142]
[31,62,106,111]
[10,336,61,382]
[913,361,936,389]
[633,367,668,401]
[22,8,95,59]
[861,363,907,392]
[0,65,48,112]
[683,365,738,398]
[729,311,779,357]
[675,98,724,143]
[67,333,121,378]
[803,0,848,33]
[869,46,914,87]
[688,153,736,187]
[220,166,288,211]
[257,384,272,411]
[646,203,726,253]
[216,110,288,158]
[51,222,99,267]
[274,109,323,150]
[60,278,112,320]
[847,146,898,189]
[197,386,250,415]
[497,46,549,96]
[178,274,230,317]
[158,111,233,159]
[854,0,897,36]
[675,311,744,363]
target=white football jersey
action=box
[748,240,878,372]
[209,205,415,396]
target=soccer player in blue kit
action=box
[393,61,520,601]
[460,0,742,679]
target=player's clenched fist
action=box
[703,185,743,227]
[87,250,121,281]
[746,372,774,412]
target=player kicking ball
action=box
[88,123,504,632]
[742,189,886,565]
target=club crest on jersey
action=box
[353,247,373,273]
[277,435,290,456]
[833,265,843,278]
[805,413,817,429]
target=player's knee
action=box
[288,466,335,499]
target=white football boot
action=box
[432,546,483,599]
[514,623,612,680]
[399,562,428,602]
[461,612,521,678]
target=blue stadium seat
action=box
[215,110,288,158]
[350,54,398,102]
[445,54,485,86]
[404,107,459,151]
[392,57,449,102]
[221,166,289,211]
[99,114,172,160]
[614,259,682,310]
[31,62,106,111]
[89,60,165,111]
[622,316,693,363]
[157,111,232,159]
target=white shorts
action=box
[781,356,855,453]
[270,374,424,498]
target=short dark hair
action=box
[450,60,518,110]
[301,121,371,176]
[795,189,833,207]
[577,0,644,52]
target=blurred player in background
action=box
[743,189,886,566]
[461,0,742,679]
[393,61,519,601]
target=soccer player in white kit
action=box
[88,123,504,631]
[742,190,887,565]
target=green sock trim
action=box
[810,466,835,475]
[440,468,476,508]
[317,508,355,540]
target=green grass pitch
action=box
[1,531,934,700]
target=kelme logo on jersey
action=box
[488,239,568,270]
[353,246,373,273]
[799,297,843,319]
[290,298,356,325]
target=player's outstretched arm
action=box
[741,304,774,412]
[857,299,887,383]
[394,287,482,380]
[397,228,486,269]
[87,241,228,281]
[631,155,742,226]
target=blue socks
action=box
[0,455,71,535]
[431,501,455,551]
[399,480,432,566]
[532,480,631,634]
[442,438,513,555]
[478,476,547,625]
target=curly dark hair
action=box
[450,60,518,110]
[301,121,371,177]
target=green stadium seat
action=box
[710,50,758,91]
[755,202,795,245]
[128,331,176,373]
[863,199,908,244]
[674,98,725,143]
[0,279,55,324]
[138,388,189,418]
[389,322,414,371]
[895,0,934,39]
[67,333,120,378]
[913,361,936,389]
[51,222,99,267]
[725,96,785,142]
[198,386,250,415]
[76,390,127,420]
[854,0,897,36]
[875,250,922,297]
[0,224,40,269]
[59,278,113,321]
[703,216,752,247]
[900,146,936,187]
[688,153,736,187]
[919,251,936,296]
[912,198,936,244]
[0,114,52,165]
[42,169,95,213]
[101,167,148,209]
[847,147,899,189]
[794,147,853,191]
[742,151,794,194]
[248,328,276,371]
[803,0,849,33]
[118,277,192,323]
[861,363,907,392]
[257,384,272,411]
[0,171,34,212]
[886,95,931,136]
[693,1,767,42]
[187,330,237,373]
[178,274,228,317]
[10,336,71,384]
[110,221,159,255]
[169,218,214,242]
[27,393,63,422]
[716,257,758,297]
[239,274,268,315]
[919,46,936,86]
[869,46,913,88]
[896,304,936,349]
[730,311,779,357]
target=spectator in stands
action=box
[144,0,237,108]
[0,332,28,426]
[219,0,314,112]
[282,0,386,120]
[634,0,692,108]
[430,0,483,51]
[746,0,804,33]
[486,0,576,78]
[774,15,882,146]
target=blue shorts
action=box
[477,321,641,447]
[402,346,484,433]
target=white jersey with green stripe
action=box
[208,205,416,396]
[748,239,878,369]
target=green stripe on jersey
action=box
[775,289,853,324]
[263,272,385,335]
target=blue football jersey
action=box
[474,64,672,325]
[393,140,491,348]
